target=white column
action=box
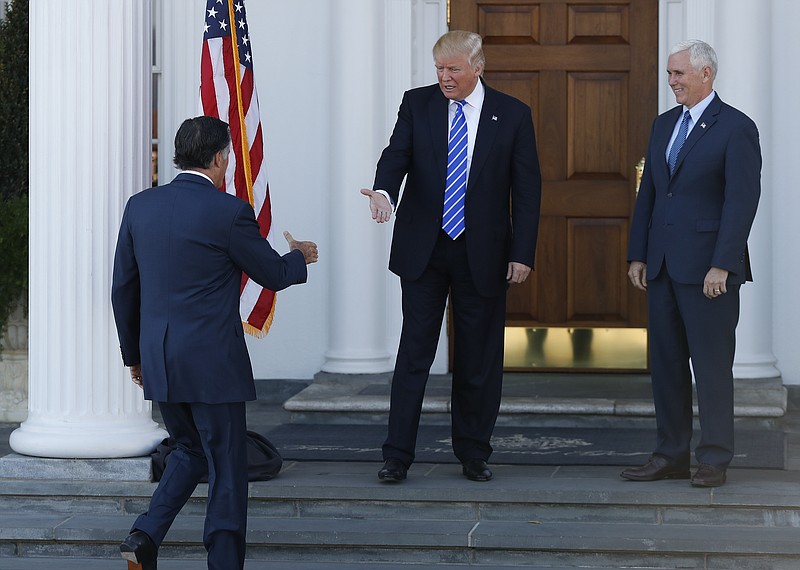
[321,0,395,373]
[714,0,779,379]
[685,0,715,44]
[11,0,167,458]
[658,0,715,112]
[157,0,204,187]
[771,1,800,384]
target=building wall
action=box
[155,0,448,379]
[154,0,800,384]
[233,0,335,379]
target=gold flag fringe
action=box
[242,296,277,339]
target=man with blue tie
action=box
[112,116,318,569]
[361,31,542,483]
[624,40,761,487]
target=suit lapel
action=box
[655,106,683,181]
[427,89,449,189]
[672,94,722,176]
[428,81,503,193]
[467,84,501,192]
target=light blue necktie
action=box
[668,109,691,175]
[443,100,468,239]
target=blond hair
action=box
[433,30,485,70]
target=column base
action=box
[734,356,782,379]
[321,350,395,374]
[10,414,167,459]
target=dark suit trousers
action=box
[383,230,506,466]
[647,268,740,468]
[133,401,248,570]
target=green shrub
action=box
[0,195,27,342]
[0,0,29,349]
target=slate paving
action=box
[0,379,798,568]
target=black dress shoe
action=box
[461,459,492,482]
[120,529,158,570]
[691,464,727,487]
[378,458,407,482]
[620,455,690,481]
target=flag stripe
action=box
[200,42,219,118]
[201,0,276,337]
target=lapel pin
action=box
[701,122,706,129]
[492,115,498,121]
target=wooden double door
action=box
[452,0,657,340]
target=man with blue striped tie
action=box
[361,30,542,483]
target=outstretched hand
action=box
[360,188,392,223]
[284,231,319,264]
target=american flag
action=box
[200,0,275,337]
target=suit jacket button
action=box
[666,192,673,198]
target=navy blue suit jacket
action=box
[373,81,542,297]
[628,94,761,284]
[112,173,307,404]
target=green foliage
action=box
[0,0,29,347]
[0,195,28,339]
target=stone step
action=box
[1,464,799,528]
[282,374,788,429]
[2,461,799,567]
[2,513,800,568]
[0,558,558,569]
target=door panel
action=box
[452,0,657,332]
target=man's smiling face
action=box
[667,49,713,109]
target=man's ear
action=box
[213,150,223,167]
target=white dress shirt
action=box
[183,170,215,185]
[665,90,716,163]
[449,79,485,182]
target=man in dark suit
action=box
[624,40,761,488]
[361,31,541,483]
[112,116,317,569]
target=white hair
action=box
[670,39,718,80]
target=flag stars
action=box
[235,2,244,13]
[244,52,252,63]
[218,19,228,31]
[207,6,218,18]
[238,19,246,30]
[242,35,250,46]
[204,22,210,34]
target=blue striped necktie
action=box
[443,100,468,239]
[668,109,691,175]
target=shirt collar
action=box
[685,90,716,124]
[182,170,215,185]
[452,78,485,111]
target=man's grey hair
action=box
[433,30,485,71]
[670,39,718,80]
